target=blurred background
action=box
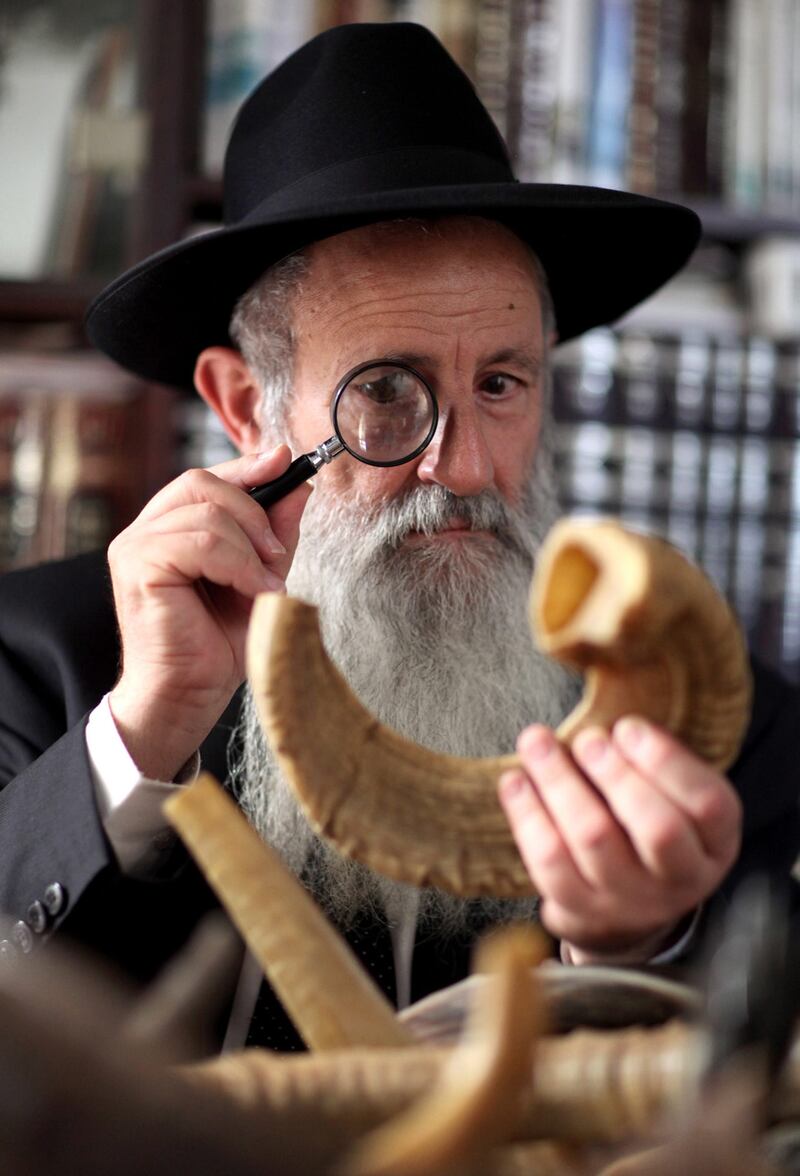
[1,0,799,678]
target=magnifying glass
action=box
[249,359,439,510]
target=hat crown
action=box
[223,22,514,224]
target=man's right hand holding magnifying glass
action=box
[107,445,310,784]
[106,357,437,783]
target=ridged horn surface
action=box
[536,518,752,772]
[342,925,548,1176]
[247,593,528,897]
[247,520,752,898]
[164,774,410,1052]
[185,1019,702,1148]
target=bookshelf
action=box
[3,0,800,682]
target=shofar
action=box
[247,518,752,897]
[164,774,410,1052]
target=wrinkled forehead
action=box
[294,216,546,339]
[304,214,541,282]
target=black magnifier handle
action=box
[248,436,345,510]
[249,453,318,510]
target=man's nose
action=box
[415,403,495,496]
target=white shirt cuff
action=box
[85,694,200,875]
[647,905,703,965]
[559,906,704,967]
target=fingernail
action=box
[575,729,608,763]
[262,568,284,592]
[499,770,528,800]
[615,716,646,751]
[264,529,286,555]
[520,727,554,762]
[253,444,287,463]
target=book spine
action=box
[732,340,775,640]
[724,0,765,208]
[8,395,49,569]
[0,396,21,571]
[626,0,660,195]
[792,0,800,212]
[550,0,594,184]
[474,0,516,140]
[764,0,794,210]
[438,0,479,74]
[652,0,686,197]
[586,0,634,189]
[202,0,318,175]
[512,0,559,181]
[703,0,728,198]
[680,0,714,194]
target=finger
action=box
[515,725,636,891]
[207,443,296,492]
[118,502,286,593]
[498,767,595,914]
[260,477,313,560]
[612,717,742,864]
[572,725,706,884]
[134,452,294,567]
[132,528,281,599]
[141,445,293,514]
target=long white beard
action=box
[230,451,580,938]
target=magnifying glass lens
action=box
[335,364,435,464]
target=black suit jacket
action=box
[1,550,799,1001]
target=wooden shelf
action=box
[678,198,800,242]
[0,278,103,323]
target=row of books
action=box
[203,0,482,172]
[203,0,800,214]
[0,354,174,571]
[552,329,800,682]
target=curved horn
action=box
[342,925,549,1176]
[247,593,527,897]
[535,518,752,772]
[185,1020,703,1149]
[248,520,752,897]
[164,774,410,1051]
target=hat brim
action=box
[86,183,701,389]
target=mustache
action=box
[354,484,538,561]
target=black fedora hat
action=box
[86,21,701,390]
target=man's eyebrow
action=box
[380,348,543,379]
[480,347,543,379]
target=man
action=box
[0,23,797,1047]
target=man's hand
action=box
[108,445,310,782]
[498,718,743,964]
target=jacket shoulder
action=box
[0,551,120,722]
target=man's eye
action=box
[481,373,517,396]
[353,371,414,404]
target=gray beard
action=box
[229,450,580,941]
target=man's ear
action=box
[193,346,263,453]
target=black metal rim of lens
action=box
[330,357,439,468]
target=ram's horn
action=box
[341,924,548,1176]
[247,593,528,897]
[247,520,752,897]
[164,774,410,1052]
[186,1019,703,1148]
[534,517,752,772]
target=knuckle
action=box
[534,832,565,873]
[641,730,677,775]
[645,814,685,857]
[197,500,226,529]
[194,527,221,555]
[695,781,741,830]
[178,467,214,497]
[573,813,611,852]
